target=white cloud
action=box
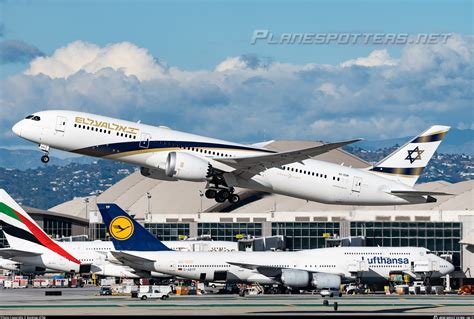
[25,41,166,81]
[1,35,472,145]
[310,116,427,140]
[341,49,398,68]
[215,56,249,72]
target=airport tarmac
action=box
[0,287,473,316]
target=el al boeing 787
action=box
[12,110,450,205]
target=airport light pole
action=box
[84,197,89,221]
[199,190,203,214]
[84,197,90,239]
[146,192,152,221]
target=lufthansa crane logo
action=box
[109,216,134,240]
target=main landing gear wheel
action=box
[41,155,50,163]
[216,189,230,202]
[205,189,217,199]
[229,194,240,204]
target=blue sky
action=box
[2,0,472,74]
[0,0,473,148]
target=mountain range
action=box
[355,128,473,155]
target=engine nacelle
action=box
[311,273,341,289]
[140,167,177,181]
[280,269,311,288]
[165,152,210,182]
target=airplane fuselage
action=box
[12,110,426,206]
[114,246,454,286]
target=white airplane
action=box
[0,189,237,277]
[12,110,450,205]
[99,204,455,290]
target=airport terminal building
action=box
[1,141,473,286]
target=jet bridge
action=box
[237,235,285,251]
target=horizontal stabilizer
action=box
[390,190,453,196]
[0,248,42,258]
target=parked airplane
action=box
[99,203,454,291]
[12,111,450,205]
[0,189,237,277]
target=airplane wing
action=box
[227,261,285,277]
[390,190,453,196]
[227,261,345,279]
[110,251,155,266]
[216,139,362,176]
[0,248,42,258]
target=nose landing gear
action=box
[41,155,50,163]
[39,144,50,164]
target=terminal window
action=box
[350,221,462,269]
[43,218,72,239]
[198,223,262,241]
[145,223,190,241]
[271,222,340,250]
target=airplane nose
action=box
[12,121,22,137]
[447,262,455,274]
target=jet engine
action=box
[311,273,341,289]
[164,152,211,182]
[280,269,311,288]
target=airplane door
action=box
[352,177,362,193]
[55,116,67,133]
[139,133,151,149]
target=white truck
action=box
[137,285,172,300]
[409,281,427,295]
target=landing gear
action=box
[206,187,240,204]
[322,298,339,311]
[205,168,240,204]
[217,189,230,201]
[39,144,50,164]
[229,194,240,204]
[205,189,217,199]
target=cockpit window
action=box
[25,115,40,121]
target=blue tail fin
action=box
[97,203,171,251]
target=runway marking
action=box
[0,303,472,309]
